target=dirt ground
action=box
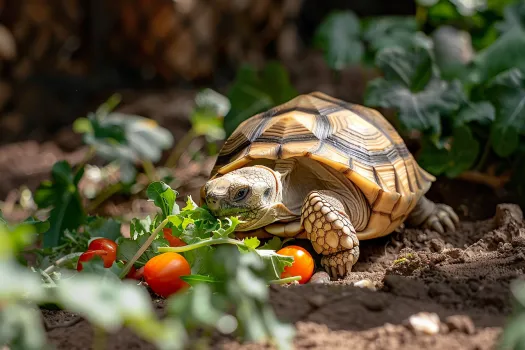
[2,75,523,349]
[34,175,523,350]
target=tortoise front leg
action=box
[301,190,360,279]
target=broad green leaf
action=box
[146,182,178,219]
[495,1,525,34]
[85,217,122,242]
[0,221,37,258]
[363,16,418,53]
[167,283,228,331]
[366,77,463,136]
[0,261,46,301]
[191,89,229,142]
[224,62,297,137]
[313,10,363,70]
[55,275,156,332]
[418,125,480,177]
[416,0,439,6]
[0,304,50,350]
[255,249,294,282]
[453,100,495,127]
[486,69,525,157]
[472,26,525,83]
[374,34,435,92]
[34,161,86,248]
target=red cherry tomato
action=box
[88,238,117,265]
[125,265,145,280]
[143,252,191,297]
[77,250,113,271]
[162,228,187,247]
[276,245,315,284]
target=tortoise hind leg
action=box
[301,190,360,279]
[407,195,460,233]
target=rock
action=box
[406,312,441,335]
[353,279,376,291]
[445,315,475,335]
[495,204,523,227]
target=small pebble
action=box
[353,279,376,291]
[309,271,331,284]
[407,312,441,335]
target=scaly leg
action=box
[301,190,360,279]
[406,195,460,233]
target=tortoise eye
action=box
[234,188,249,201]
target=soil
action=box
[2,79,524,350]
[34,184,524,350]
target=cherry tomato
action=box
[162,228,187,247]
[276,245,315,284]
[77,250,113,271]
[126,265,145,280]
[143,252,191,297]
[88,238,118,264]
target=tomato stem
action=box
[268,276,301,285]
[43,252,83,274]
[157,237,246,253]
[119,218,169,279]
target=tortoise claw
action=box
[424,204,459,233]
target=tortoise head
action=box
[204,165,294,231]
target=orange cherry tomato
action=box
[88,238,118,265]
[162,228,187,247]
[143,252,191,297]
[276,245,315,284]
[77,250,113,271]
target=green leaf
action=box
[366,77,463,136]
[418,125,480,177]
[224,62,297,137]
[472,26,525,83]
[432,26,474,80]
[495,1,525,34]
[72,117,93,134]
[54,275,156,331]
[0,304,50,350]
[259,236,283,250]
[453,101,496,127]
[34,161,86,248]
[313,10,363,70]
[255,249,294,281]
[486,69,525,157]
[363,16,418,53]
[243,237,260,250]
[0,221,37,258]
[146,182,178,219]
[85,217,122,242]
[365,34,463,136]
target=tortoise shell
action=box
[209,91,435,239]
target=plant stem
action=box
[268,276,301,285]
[157,238,246,253]
[164,128,197,168]
[86,182,123,213]
[119,218,169,279]
[141,160,158,182]
[43,252,84,274]
[474,139,491,171]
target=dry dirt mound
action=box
[43,203,525,350]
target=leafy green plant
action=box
[223,61,298,137]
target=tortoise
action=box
[202,92,459,279]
